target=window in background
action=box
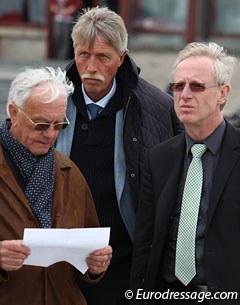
[131,0,188,33]
[0,0,46,25]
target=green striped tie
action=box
[175,144,207,286]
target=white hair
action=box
[7,66,74,116]
[171,42,237,85]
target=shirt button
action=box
[133,137,138,142]
[130,173,136,178]
[81,123,88,131]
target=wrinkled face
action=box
[173,56,228,129]
[9,83,67,156]
[74,36,126,101]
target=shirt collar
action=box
[82,78,117,109]
[185,120,226,156]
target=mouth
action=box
[36,141,51,146]
[85,77,101,81]
[179,103,194,109]
[178,104,196,115]
[84,78,102,85]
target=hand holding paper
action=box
[23,227,111,273]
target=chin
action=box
[30,148,51,156]
[178,114,196,125]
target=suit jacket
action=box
[131,120,240,304]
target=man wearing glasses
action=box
[131,42,240,304]
[0,67,112,305]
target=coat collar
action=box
[0,146,73,206]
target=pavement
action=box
[0,51,239,123]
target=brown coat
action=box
[0,147,100,305]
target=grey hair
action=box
[71,6,128,55]
[7,66,74,116]
[171,42,237,85]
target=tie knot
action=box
[87,103,102,119]
[191,144,207,158]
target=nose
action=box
[86,56,98,73]
[180,83,193,98]
[42,125,58,138]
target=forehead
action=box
[30,82,56,102]
[24,83,66,114]
[174,56,216,81]
[76,36,117,53]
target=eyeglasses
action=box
[169,82,219,92]
[18,108,70,131]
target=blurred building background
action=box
[1,0,240,60]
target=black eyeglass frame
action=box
[169,82,219,92]
[17,107,70,131]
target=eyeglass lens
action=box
[170,82,216,92]
[170,82,206,92]
[34,122,68,131]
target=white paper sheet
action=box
[23,227,110,273]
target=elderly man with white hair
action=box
[0,66,112,305]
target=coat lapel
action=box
[0,146,28,204]
[149,135,186,271]
[207,122,240,228]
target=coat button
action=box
[81,123,88,131]
[130,173,136,178]
[133,137,138,142]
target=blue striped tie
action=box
[87,103,102,120]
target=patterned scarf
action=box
[0,120,55,228]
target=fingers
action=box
[87,245,113,274]
[87,256,111,274]
[91,245,113,256]
[0,240,31,271]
